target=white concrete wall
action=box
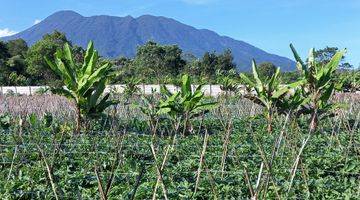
[0,84,234,96]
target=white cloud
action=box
[181,0,216,5]
[0,28,18,37]
[34,19,42,25]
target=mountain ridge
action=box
[2,10,296,71]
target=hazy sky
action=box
[1,0,359,66]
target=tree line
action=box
[0,31,358,86]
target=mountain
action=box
[2,10,295,71]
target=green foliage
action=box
[6,39,28,57]
[0,41,10,60]
[338,70,360,92]
[197,49,236,79]
[130,41,186,82]
[45,41,118,130]
[1,115,359,199]
[26,31,70,86]
[0,114,11,129]
[290,44,346,131]
[257,62,277,81]
[314,46,351,69]
[159,74,217,119]
[123,77,141,98]
[1,36,239,86]
[0,39,29,86]
[217,69,239,94]
[240,60,294,132]
[281,71,301,83]
[158,74,217,134]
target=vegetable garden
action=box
[1,42,360,199]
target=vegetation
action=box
[0,92,359,199]
[240,60,293,133]
[1,35,360,199]
[290,44,346,131]
[45,41,118,133]
[158,74,217,135]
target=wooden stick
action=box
[287,134,311,194]
[94,166,107,200]
[150,143,169,200]
[221,121,232,179]
[152,133,177,199]
[194,130,209,195]
[37,144,60,200]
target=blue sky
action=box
[1,0,359,66]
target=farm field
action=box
[1,17,360,199]
[1,93,360,199]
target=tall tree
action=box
[0,40,29,85]
[6,39,28,57]
[26,30,69,85]
[201,52,217,77]
[314,46,352,69]
[0,41,10,60]
[257,62,277,81]
[132,41,185,82]
[216,49,236,72]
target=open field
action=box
[1,93,360,199]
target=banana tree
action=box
[290,44,346,132]
[137,91,161,134]
[158,74,217,135]
[339,70,360,92]
[124,77,141,99]
[45,41,118,133]
[217,69,239,97]
[240,60,290,133]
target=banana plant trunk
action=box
[309,98,319,133]
[267,109,273,133]
[182,112,190,136]
[76,105,81,134]
[309,110,318,133]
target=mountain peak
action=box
[1,10,295,71]
[49,10,83,18]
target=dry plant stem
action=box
[299,158,310,197]
[36,144,60,200]
[252,138,281,200]
[50,131,65,167]
[344,111,360,162]
[263,113,290,196]
[221,120,232,179]
[203,159,218,199]
[152,133,178,199]
[255,162,264,192]
[194,130,209,196]
[94,166,107,200]
[196,112,205,135]
[248,115,282,200]
[130,163,146,200]
[105,138,124,195]
[5,146,18,186]
[150,143,169,200]
[94,135,124,200]
[243,166,255,199]
[287,133,311,194]
[150,118,159,136]
[152,145,170,200]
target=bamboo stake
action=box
[194,130,209,195]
